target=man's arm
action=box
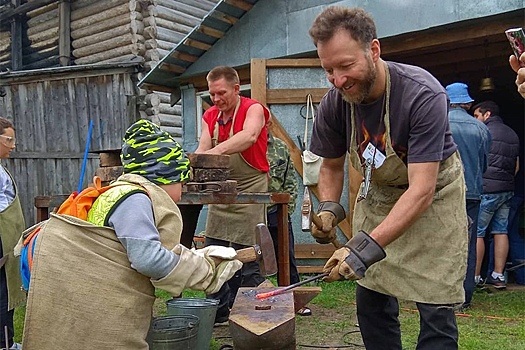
[369,161,439,247]
[516,156,520,175]
[204,104,266,155]
[194,119,213,153]
[317,156,346,201]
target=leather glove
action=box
[311,211,337,244]
[195,245,243,294]
[311,201,346,244]
[151,244,242,296]
[323,230,386,282]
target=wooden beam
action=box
[381,13,523,57]
[159,62,186,74]
[209,10,238,26]
[58,0,71,66]
[266,88,328,104]
[224,0,253,12]
[265,58,321,68]
[10,0,23,71]
[181,38,211,51]
[250,58,267,105]
[196,24,224,39]
[0,0,57,22]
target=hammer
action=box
[211,223,278,277]
[301,186,344,248]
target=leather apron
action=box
[0,168,25,310]
[22,174,182,350]
[350,65,468,304]
[205,99,267,246]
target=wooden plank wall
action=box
[0,70,139,225]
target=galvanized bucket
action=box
[166,298,219,350]
[150,315,199,350]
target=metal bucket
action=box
[150,315,199,350]
[166,298,219,350]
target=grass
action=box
[13,278,525,349]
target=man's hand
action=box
[322,230,386,282]
[311,211,337,244]
[510,53,525,99]
[311,201,346,244]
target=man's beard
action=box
[338,56,376,104]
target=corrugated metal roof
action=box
[138,0,258,94]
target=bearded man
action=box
[308,6,468,350]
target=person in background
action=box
[473,101,520,289]
[0,117,24,350]
[266,130,311,316]
[195,66,270,324]
[445,83,491,308]
[509,52,525,99]
[308,6,468,349]
[21,119,242,349]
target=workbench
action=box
[34,192,292,286]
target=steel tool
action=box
[221,223,278,277]
[301,186,344,248]
[255,272,329,299]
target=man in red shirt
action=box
[195,66,271,323]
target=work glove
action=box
[151,244,242,296]
[195,246,243,294]
[311,201,346,244]
[323,230,386,282]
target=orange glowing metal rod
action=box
[256,272,329,299]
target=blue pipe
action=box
[78,120,94,193]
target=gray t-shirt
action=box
[310,61,456,164]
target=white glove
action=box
[195,245,243,294]
[151,244,242,296]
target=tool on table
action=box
[215,223,277,277]
[255,272,329,299]
[301,186,344,248]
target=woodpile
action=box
[24,1,60,69]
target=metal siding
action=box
[0,71,138,225]
[181,0,524,77]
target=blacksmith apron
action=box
[205,98,267,246]
[349,64,468,304]
[0,168,25,310]
[22,174,182,350]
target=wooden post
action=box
[58,0,71,66]
[10,0,23,70]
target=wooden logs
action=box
[73,34,145,58]
[71,12,143,39]
[75,43,145,65]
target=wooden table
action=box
[34,192,292,286]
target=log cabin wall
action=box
[0,0,221,145]
[0,64,141,226]
[0,0,222,222]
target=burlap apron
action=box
[22,174,182,350]
[0,168,26,310]
[350,65,468,304]
[205,100,267,246]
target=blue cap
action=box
[445,83,474,104]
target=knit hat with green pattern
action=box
[121,119,190,185]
